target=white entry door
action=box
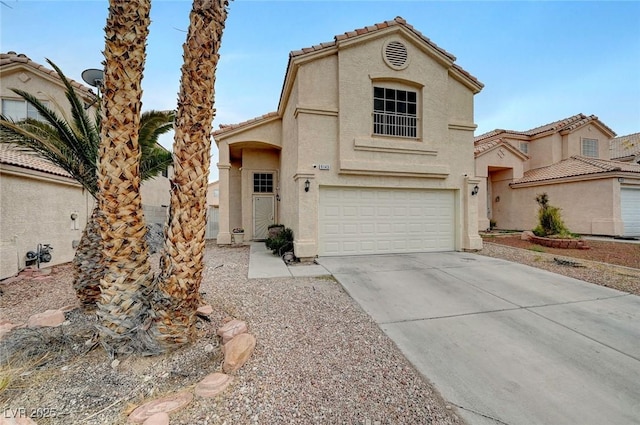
[253,195,275,240]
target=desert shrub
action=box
[534,193,573,237]
[265,227,294,255]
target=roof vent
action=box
[383,40,408,70]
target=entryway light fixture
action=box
[304,179,310,192]
[471,185,479,196]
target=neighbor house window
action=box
[1,99,49,122]
[519,142,529,155]
[253,173,273,193]
[373,87,417,138]
[582,138,598,158]
[213,189,219,198]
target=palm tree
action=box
[0,60,173,310]
[94,0,155,356]
[150,0,230,351]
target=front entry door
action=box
[253,195,275,240]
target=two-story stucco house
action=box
[475,114,640,237]
[214,17,484,259]
[0,52,172,278]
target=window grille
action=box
[253,173,273,193]
[373,87,417,138]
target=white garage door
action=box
[319,187,455,256]
[621,188,640,237]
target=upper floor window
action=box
[213,189,219,198]
[582,138,598,158]
[253,173,273,193]
[373,87,417,138]
[519,142,529,155]
[1,99,49,122]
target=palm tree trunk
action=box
[95,0,154,357]
[72,204,104,309]
[150,0,230,351]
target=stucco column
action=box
[293,173,317,260]
[463,177,483,250]
[217,140,232,245]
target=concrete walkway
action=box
[247,242,330,279]
[318,252,640,425]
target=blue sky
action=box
[2,1,639,182]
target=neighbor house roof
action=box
[475,113,616,143]
[0,144,71,178]
[215,16,482,137]
[1,51,96,100]
[474,137,528,159]
[511,156,640,185]
[610,132,640,161]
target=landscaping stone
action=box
[142,412,170,425]
[128,391,193,423]
[0,320,19,340]
[196,304,213,315]
[222,333,256,373]
[521,230,534,241]
[27,309,65,328]
[217,319,247,344]
[195,372,234,398]
[0,415,38,424]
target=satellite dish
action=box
[81,68,103,88]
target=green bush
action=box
[265,227,294,255]
[534,193,573,237]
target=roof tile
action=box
[513,156,640,184]
[610,132,640,160]
[1,51,96,100]
[0,144,71,177]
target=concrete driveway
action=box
[317,252,640,425]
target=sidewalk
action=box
[247,242,331,279]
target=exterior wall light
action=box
[471,185,479,196]
[304,179,310,192]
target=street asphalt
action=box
[318,252,640,425]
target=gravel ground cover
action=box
[478,236,640,296]
[0,243,463,425]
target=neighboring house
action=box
[213,17,484,259]
[0,52,171,278]
[475,114,640,237]
[610,132,640,164]
[205,180,219,239]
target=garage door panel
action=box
[621,188,640,237]
[319,187,455,256]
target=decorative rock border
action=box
[522,231,590,250]
[127,313,255,424]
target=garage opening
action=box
[319,187,455,256]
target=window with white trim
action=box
[373,87,417,138]
[519,142,529,154]
[253,173,273,193]
[1,99,49,122]
[582,138,598,158]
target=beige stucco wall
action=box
[492,178,623,235]
[563,126,612,160]
[216,26,482,256]
[0,167,94,279]
[207,180,219,207]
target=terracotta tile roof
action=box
[1,51,96,99]
[474,138,504,155]
[213,111,279,136]
[0,144,71,177]
[610,132,640,160]
[289,16,482,88]
[475,113,616,143]
[512,156,640,185]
